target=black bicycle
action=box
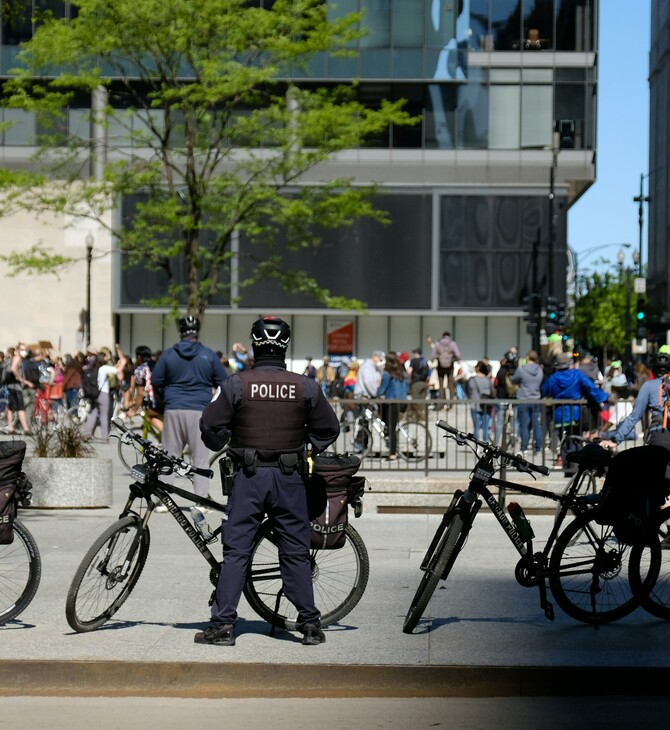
[403,421,661,632]
[65,420,369,633]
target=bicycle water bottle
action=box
[507,501,535,542]
[190,506,213,541]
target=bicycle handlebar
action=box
[437,420,550,477]
[112,419,214,480]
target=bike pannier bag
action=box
[309,452,361,550]
[0,482,16,544]
[0,441,27,485]
[595,444,670,544]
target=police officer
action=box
[196,316,340,646]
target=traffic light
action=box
[523,293,540,336]
[635,295,647,339]
[545,296,558,334]
[557,302,567,329]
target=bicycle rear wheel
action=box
[633,512,670,620]
[0,519,42,625]
[396,420,432,462]
[403,510,467,633]
[243,521,369,630]
[340,422,372,459]
[65,515,150,632]
[548,512,659,624]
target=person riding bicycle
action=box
[600,348,670,452]
[127,345,163,433]
[197,316,340,647]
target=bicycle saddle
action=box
[567,443,612,470]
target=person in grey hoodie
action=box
[512,350,544,455]
[151,315,228,501]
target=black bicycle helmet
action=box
[250,316,291,356]
[178,314,200,337]
[652,351,670,376]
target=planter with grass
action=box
[23,425,113,508]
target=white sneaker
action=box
[154,504,168,513]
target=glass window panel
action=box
[555,82,587,149]
[521,85,552,148]
[360,49,391,78]
[391,0,424,47]
[425,83,457,149]
[456,68,489,149]
[360,0,391,48]
[522,0,554,50]
[326,55,359,78]
[555,0,595,51]
[491,0,522,51]
[425,0,456,49]
[68,108,90,140]
[555,67,585,82]
[391,49,424,79]
[106,111,133,147]
[4,108,35,145]
[2,0,32,45]
[522,68,553,83]
[489,85,520,149]
[469,0,492,51]
[490,68,521,83]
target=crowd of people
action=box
[0,332,662,465]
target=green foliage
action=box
[0,0,418,319]
[572,270,634,359]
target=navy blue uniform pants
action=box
[210,466,320,630]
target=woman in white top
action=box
[84,350,127,441]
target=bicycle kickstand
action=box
[270,587,284,638]
[537,578,554,622]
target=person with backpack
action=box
[407,347,431,419]
[83,350,127,442]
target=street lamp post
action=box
[633,173,650,277]
[85,232,93,348]
[618,248,641,370]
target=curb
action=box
[0,661,668,698]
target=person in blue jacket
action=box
[151,315,227,503]
[541,352,610,468]
[376,351,409,460]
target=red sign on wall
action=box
[327,320,354,356]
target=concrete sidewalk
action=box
[1,436,669,697]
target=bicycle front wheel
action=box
[243,521,369,630]
[0,519,42,625]
[548,513,658,624]
[397,420,432,462]
[65,515,150,632]
[117,427,160,473]
[403,511,467,634]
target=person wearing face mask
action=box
[5,343,33,436]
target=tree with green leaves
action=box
[1,0,415,321]
[572,268,632,364]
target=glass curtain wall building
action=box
[0,1,598,361]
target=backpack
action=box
[413,357,430,383]
[0,363,11,385]
[595,445,670,544]
[81,367,101,401]
[23,359,40,388]
[503,370,518,398]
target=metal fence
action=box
[328,397,641,474]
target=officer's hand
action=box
[598,439,616,449]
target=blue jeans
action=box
[471,408,491,442]
[517,403,542,452]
